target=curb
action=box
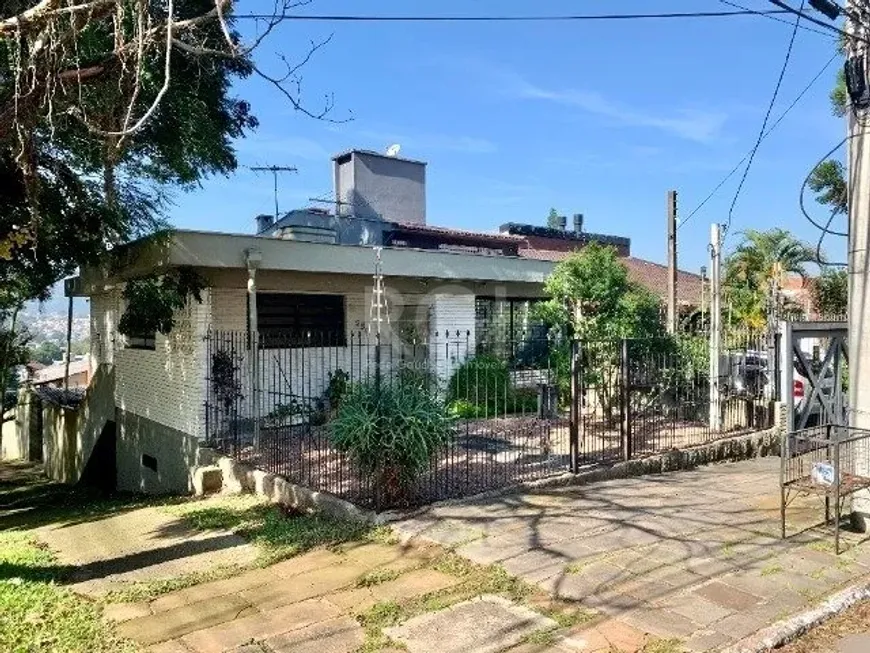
[719,576,870,653]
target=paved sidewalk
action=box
[38,506,258,596]
[106,541,453,652]
[394,457,870,651]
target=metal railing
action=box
[204,328,775,510]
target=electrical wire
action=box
[719,0,836,37]
[679,53,838,231]
[815,208,847,266]
[725,1,806,238]
[799,134,853,267]
[234,9,797,23]
[768,0,870,45]
[800,135,850,240]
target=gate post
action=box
[569,339,580,473]
[621,339,632,461]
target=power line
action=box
[766,0,869,43]
[724,1,806,236]
[719,0,836,37]
[679,53,837,230]
[234,9,797,23]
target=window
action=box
[126,333,156,350]
[257,293,346,348]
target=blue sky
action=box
[175,0,847,271]
[73,0,850,317]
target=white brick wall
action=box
[93,289,212,440]
[93,282,481,436]
[90,290,122,367]
[429,294,476,383]
[209,288,379,418]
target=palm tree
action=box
[724,228,817,327]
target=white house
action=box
[36,148,704,496]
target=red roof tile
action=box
[520,248,704,306]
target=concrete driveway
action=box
[393,457,870,651]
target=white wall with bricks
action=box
[114,290,212,440]
[90,287,211,440]
[429,293,476,385]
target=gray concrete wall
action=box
[336,151,426,224]
[115,408,205,494]
[42,365,115,484]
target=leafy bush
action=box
[447,355,511,408]
[329,379,453,501]
[447,355,541,417]
[325,369,349,409]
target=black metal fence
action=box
[204,328,774,510]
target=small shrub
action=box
[447,355,541,417]
[447,355,511,409]
[326,369,350,409]
[330,379,453,502]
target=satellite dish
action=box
[385,144,401,157]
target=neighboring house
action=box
[48,147,708,495]
[501,220,704,308]
[780,275,817,319]
[28,358,90,389]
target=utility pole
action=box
[667,190,678,334]
[846,0,870,529]
[250,165,298,221]
[709,223,722,433]
[700,265,708,331]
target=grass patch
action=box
[357,600,408,652]
[0,531,136,652]
[103,565,245,604]
[808,567,827,581]
[521,627,559,646]
[760,563,783,577]
[164,494,392,566]
[356,568,402,588]
[642,638,684,653]
[806,540,835,554]
[354,552,590,651]
[720,542,736,558]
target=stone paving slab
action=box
[117,594,257,646]
[385,595,558,653]
[393,457,870,650]
[181,598,341,652]
[262,616,364,653]
[38,506,257,596]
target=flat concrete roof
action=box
[73,229,556,295]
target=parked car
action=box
[723,349,844,428]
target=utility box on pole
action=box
[667,190,678,334]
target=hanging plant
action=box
[119,267,205,336]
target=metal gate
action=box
[779,321,848,432]
[567,336,728,469]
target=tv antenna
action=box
[249,165,298,220]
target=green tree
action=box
[1,308,28,413]
[28,341,64,366]
[807,59,848,223]
[536,243,666,421]
[0,1,333,311]
[724,229,816,328]
[811,269,848,318]
[537,243,664,341]
[546,208,562,230]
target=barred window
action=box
[256,293,346,348]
